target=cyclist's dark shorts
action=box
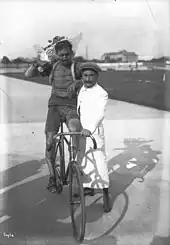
[45,105,80,133]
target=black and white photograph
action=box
[0,0,170,244]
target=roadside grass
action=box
[2,69,170,111]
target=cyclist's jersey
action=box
[48,61,82,107]
[51,62,75,97]
[25,60,82,107]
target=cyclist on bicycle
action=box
[77,62,111,213]
[25,39,82,193]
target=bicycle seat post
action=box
[60,121,74,161]
[69,135,75,162]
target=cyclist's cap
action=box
[79,62,101,74]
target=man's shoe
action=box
[103,189,112,213]
[46,176,57,193]
[84,187,95,196]
[73,188,95,198]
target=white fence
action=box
[97,62,148,71]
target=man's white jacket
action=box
[77,83,108,135]
[77,83,109,189]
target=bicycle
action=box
[52,122,97,242]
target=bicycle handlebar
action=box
[53,132,97,150]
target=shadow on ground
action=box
[2,158,44,188]
[0,137,161,244]
[150,235,170,245]
[82,137,161,243]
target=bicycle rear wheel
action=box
[54,139,65,193]
[69,162,86,243]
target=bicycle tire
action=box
[54,139,65,193]
[69,162,86,243]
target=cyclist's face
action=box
[81,70,98,88]
[57,48,73,66]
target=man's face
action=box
[81,70,98,88]
[57,48,73,66]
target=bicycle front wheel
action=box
[69,162,86,243]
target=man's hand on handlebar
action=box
[81,129,91,137]
[53,131,97,149]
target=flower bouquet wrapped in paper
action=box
[34,33,82,62]
[31,33,82,76]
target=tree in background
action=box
[1,56,11,64]
[12,57,28,64]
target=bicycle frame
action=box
[53,123,97,185]
[53,125,97,242]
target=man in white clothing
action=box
[78,62,111,213]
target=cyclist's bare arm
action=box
[25,61,53,78]
[25,63,39,78]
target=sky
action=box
[0,0,169,60]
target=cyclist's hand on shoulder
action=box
[37,66,44,72]
[81,129,91,137]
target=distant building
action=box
[101,50,138,63]
[122,52,138,62]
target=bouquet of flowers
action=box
[33,33,82,63]
[31,33,82,76]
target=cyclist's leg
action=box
[66,107,81,157]
[45,106,61,192]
